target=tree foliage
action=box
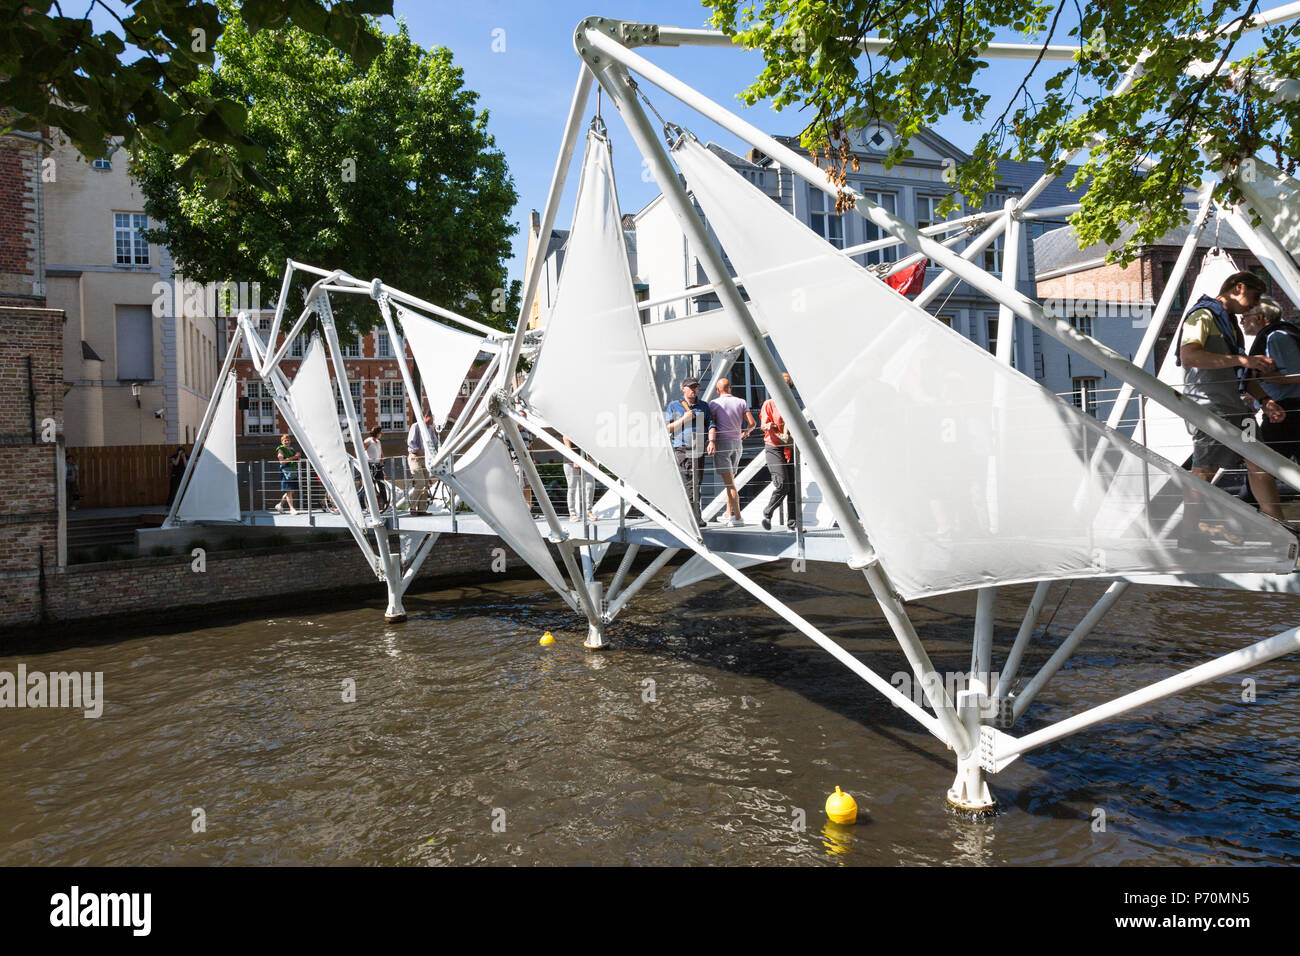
[1,0,393,190]
[132,13,519,339]
[704,0,1300,261]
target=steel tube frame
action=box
[315,292,406,615]
[604,547,678,620]
[502,63,594,391]
[495,405,604,629]
[585,28,1300,501]
[515,409,954,742]
[1011,581,1131,719]
[236,315,378,567]
[995,581,1052,698]
[1104,189,1217,431]
[992,624,1300,768]
[375,295,438,478]
[605,543,641,603]
[438,466,579,614]
[445,351,503,451]
[586,45,973,753]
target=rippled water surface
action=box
[2,565,1299,865]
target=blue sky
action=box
[390,0,1078,282]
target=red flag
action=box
[885,258,929,296]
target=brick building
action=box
[0,123,46,305]
[221,311,487,451]
[1034,217,1299,421]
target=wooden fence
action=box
[67,444,193,509]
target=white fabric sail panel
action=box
[394,302,487,433]
[522,133,699,539]
[1238,158,1300,260]
[176,374,241,522]
[1142,249,1241,466]
[642,303,765,355]
[673,138,1296,598]
[288,338,364,528]
[446,429,570,598]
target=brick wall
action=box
[0,533,576,634]
[0,128,44,304]
[0,305,64,620]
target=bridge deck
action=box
[160,508,1300,594]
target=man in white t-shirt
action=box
[407,411,437,515]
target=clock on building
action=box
[862,124,895,152]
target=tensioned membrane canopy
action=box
[288,337,364,529]
[673,135,1297,599]
[393,302,488,436]
[175,373,240,522]
[522,131,700,539]
[444,428,570,598]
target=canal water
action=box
[2,565,1298,865]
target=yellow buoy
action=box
[825,786,858,825]
[539,631,555,646]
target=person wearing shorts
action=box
[709,377,756,526]
[1179,271,1287,523]
[274,433,300,515]
[1239,295,1300,518]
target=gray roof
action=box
[1034,214,1252,278]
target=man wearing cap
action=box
[666,377,716,525]
[1179,270,1287,515]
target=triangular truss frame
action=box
[171,8,1300,811]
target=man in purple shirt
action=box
[708,378,756,526]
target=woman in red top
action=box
[761,373,796,531]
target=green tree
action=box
[0,0,392,189]
[704,0,1299,260]
[133,14,519,338]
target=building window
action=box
[258,316,272,333]
[985,315,1000,353]
[377,332,392,358]
[1069,311,1094,339]
[857,191,898,264]
[336,380,363,422]
[1160,260,1188,317]
[983,234,1004,274]
[116,305,154,380]
[245,382,277,434]
[1072,377,1100,417]
[935,314,954,328]
[917,195,953,232]
[291,335,306,358]
[114,213,149,266]
[1032,327,1044,379]
[809,189,845,249]
[340,341,361,358]
[378,380,405,430]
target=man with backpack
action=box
[1177,271,1289,523]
